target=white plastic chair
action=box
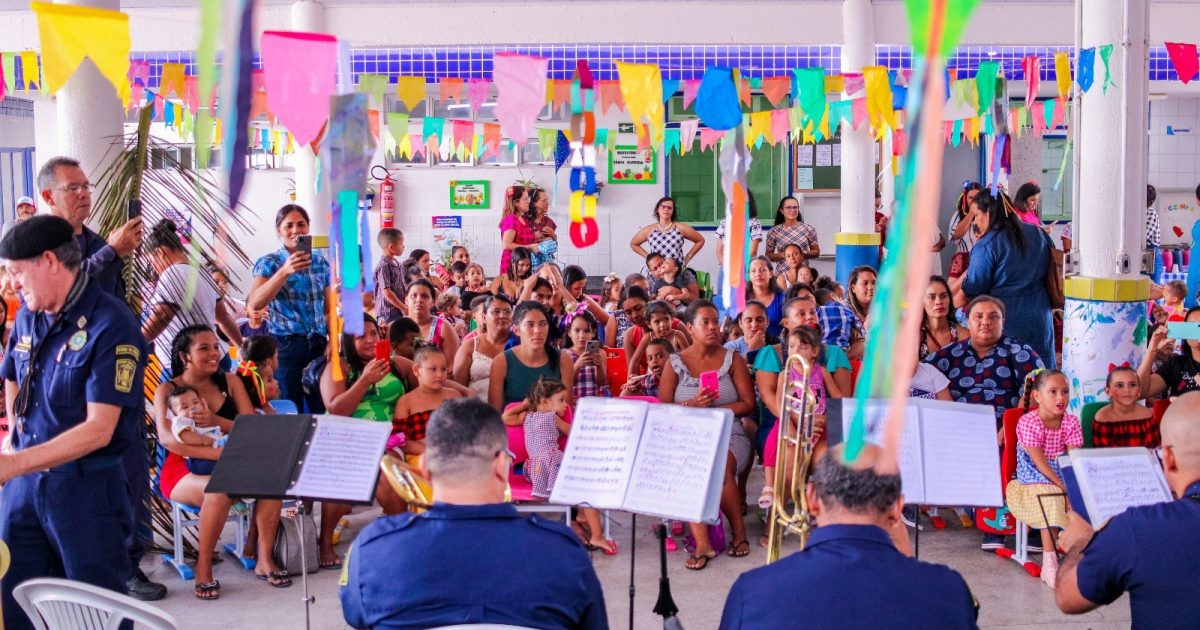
[13,578,179,630]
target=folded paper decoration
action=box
[2,54,15,93]
[661,78,680,104]
[793,67,826,130]
[159,62,185,99]
[396,76,426,111]
[218,0,254,209]
[260,31,337,147]
[616,61,665,146]
[682,79,701,109]
[439,77,464,103]
[1077,47,1096,93]
[31,2,130,102]
[842,73,865,97]
[183,76,198,114]
[1054,51,1072,99]
[760,76,790,107]
[863,66,897,133]
[19,51,40,91]
[1166,42,1199,85]
[387,112,409,147]
[493,53,548,147]
[974,60,999,116]
[695,67,742,131]
[567,61,600,249]
[358,74,388,108]
[1098,45,1116,92]
[699,127,723,152]
[1021,55,1039,105]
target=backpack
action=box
[273,508,320,575]
[301,354,329,399]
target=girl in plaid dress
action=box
[1093,365,1160,448]
[563,312,607,399]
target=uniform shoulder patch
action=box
[338,545,353,587]
[115,358,136,393]
[115,344,141,359]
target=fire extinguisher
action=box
[372,164,396,229]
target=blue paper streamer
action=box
[1077,47,1096,93]
[695,67,742,131]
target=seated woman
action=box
[319,314,410,568]
[1094,365,1160,448]
[658,300,756,570]
[489,246,533,305]
[1138,308,1200,399]
[406,279,460,362]
[153,325,287,598]
[454,296,515,400]
[489,301,575,412]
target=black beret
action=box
[0,215,76,261]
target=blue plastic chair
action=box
[272,399,300,414]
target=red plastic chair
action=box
[992,406,1040,577]
[605,347,629,393]
[1153,399,1171,425]
[849,360,862,396]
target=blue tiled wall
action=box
[9,44,1180,89]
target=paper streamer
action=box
[493,53,548,147]
[358,74,388,108]
[661,78,680,103]
[695,67,742,131]
[1021,55,1039,105]
[218,0,254,210]
[793,67,827,130]
[1099,44,1115,92]
[261,31,337,147]
[1054,50,1072,99]
[863,66,897,133]
[396,76,425,111]
[568,60,600,248]
[31,2,130,102]
[616,61,665,146]
[194,0,218,167]
[1077,47,1096,93]
[718,124,751,315]
[467,78,490,115]
[975,60,999,116]
[1166,42,1199,85]
[679,118,699,153]
[682,79,701,109]
[439,77,464,103]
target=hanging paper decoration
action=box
[719,123,751,315]
[260,31,337,147]
[387,112,409,147]
[1077,47,1096,93]
[698,128,723,152]
[183,76,198,114]
[682,79,701,109]
[759,75,790,108]
[439,77,464,103]
[1054,50,1072,100]
[679,118,699,154]
[31,2,130,102]
[396,76,426,111]
[493,53,548,147]
[661,78,680,103]
[156,63,183,99]
[193,0,219,167]
[2,54,16,94]
[567,60,600,249]
[19,51,40,91]
[551,80,572,113]
[842,73,866,96]
[327,92,376,335]
[423,116,444,152]
[863,66,897,133]
[466,78,490,116]
[1030,100,1046,135]
[217,0,255,209]
[847,0,979,466]
[1098,44,1115,92]
[1021,55,1039,105]
[695,67,741,131]
[828,99,852,132]
[616,61,665,146]
[452,119,473,155]
[663,128,681,155]
[1166,42,1199,85]
[974,60,999,116]
[597,80,624,113]
[482,122,501,158]
[793,67,827,132]
[358,74,388,108]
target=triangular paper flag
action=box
[682,79,701,109]
[1077,47,1095,93]
[770,108,790,144]
[951,118,963,147]
[842,73,865,96]
[31,2,130,101]
[863,66,896,132]
[367,109,380,143]
[439,77,464,103]
[467,78,490,115]
[616,61,665,146]
[1051,98,1067,131]
[699,127,723,151]
[183,76,198,114]
[975,60,999,116]
[493,53,548,147]
[738,77,751,107]
[160,62,185,98]
[824,75,844,94]
[663,128,681,155]
[19,51,40,91]
[452,119,473,154]
[1031,101,1046,135]
[1099,45,1115,92]
[851,98,867,131]
[793,67,826,127]
[2,54,15,93]
[828,100,851,133]
[1054,50,1072,99]
[679,118,699,153]
[482,122,501,158]
[750,111,771,145]
[761,76,790,107]
[387,112,409,146]
[695,67,741,131]
[1166,42,1199,85]
[598,80,624,113]
[1044,99,1056,130]
[396,76,426,111]
[661,78,680,104]
[551,80,572,113]
[358,74,388,108]
[1022,55,1039,104]
[537,128,556,160]
[260,30,337,147]
[943,120,954,144]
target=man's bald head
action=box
[1161,392,1200,495]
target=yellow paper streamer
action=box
[863,66,897,134]
[1054,51,1071,101]
[396,76,426,111]
[19,51,40,90]
[615,61,665,147]
[31,2,130,103]
[824,75,844,94]
[160,62,186,99]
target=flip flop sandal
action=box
[728,541,751,558]
[685,554,714,571]
[194,580,220,600]
[257,570,293,588]
[320,559,343,571]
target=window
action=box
[1040,136,1072,222]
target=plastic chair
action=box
[272,398,300,414]
[849,360,862,396]
[604,347,628,394]
[994,407,1041,577]
[501,408,571,524]
[154,452,255,580]
[1078,401,1107,448]
[1153,398,1171,425]
[14,577,180,630]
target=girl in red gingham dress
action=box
[1093,365,1160,448]
[503,378,616,554]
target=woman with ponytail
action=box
[947,181,983,254]
[498,184,536,275]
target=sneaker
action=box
[980,534,1006,551]
[126,570,167,602]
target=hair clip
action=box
[1107,361,1131,373]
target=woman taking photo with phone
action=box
[248,204,332,413]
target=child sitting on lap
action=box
[169,385,227,475]
[392,345,464,462]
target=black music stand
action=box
[207,414,389,630]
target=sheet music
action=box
[841,399,925,503]
[918,400,1003,507]
[550,398,646,509]
[288,416,390,502]
[1075,449,1172,527]
[623,405,728,522]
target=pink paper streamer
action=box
[699,127,723,151]
[467,78,491,115]
[682,79,701,109]
[493,53,548,147]
[1050,98,1067,131]
[184,76,198,114]
[260,30,338,146]
[1022,56,1039,105]
[1030,101,1045,136]
[851,98,867,130]
[842,72,865,96]
[770,108,790,143]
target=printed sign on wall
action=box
[449,180,490,210]
[607,145,657,184]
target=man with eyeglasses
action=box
[340,397,607,630]
[37,156,143,301]
[0,216,149,630]
[1056,392,1200,627]
[925,295,1045,552]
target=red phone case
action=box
[376,340,391,361]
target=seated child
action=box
[239,307,269,338]
[504,378,615,555]
[758,326,841,510]
[564,312,607,399]
[169,385,227,475]
[1164,280,1188,321]
[601,273,622,313]
[392,345,464,461]
[236,335,280,413]
[1006,369,1081,588]
[436,292,467,338]
[620,338,673,399]
[629,300,691,375]
[458,262,492,311]
[444,261,468,300]
[1093,364,1160,448]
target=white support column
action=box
[53,0,124,180]
[291,0,330,237]
[834,0,880,283]
[1063,0,1150,413]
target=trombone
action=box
[379,454,432,511]
[765,353,820,563]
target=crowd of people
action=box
[0,162,1197,630]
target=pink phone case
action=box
[700,370,719,395]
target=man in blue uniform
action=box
[1056,392,1200,627]
[340,397,607,630]
[720,445,979,629]
[35,157,164,601]
[0,216,149,630]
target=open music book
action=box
[207,414,391,505]
[1058,447,1172,528]
[549,397,732,523]
[827,398,1003,507]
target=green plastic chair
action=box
[1079,401,1107,448]
[691,269,713,300]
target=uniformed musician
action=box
[340,397,607,630]
[719,445,979,630]
[0,216,149,630]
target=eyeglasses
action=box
[496,447,516,462]
[53,183,94,194]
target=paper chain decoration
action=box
[567,61,600,248]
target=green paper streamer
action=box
[1054,139,1072,191]
[793,67,827,128]
[1,53,15,92]
[339,189,361,288]
[1099,44,1115,93]
[194,0,219,167]
[828,100,853,133]
[423,116,444,145]
[975,60,999,115]
[1043,99,1055,130]
[904,0,980,57]
[387,112,409,147]
[595,128,608,150]
[357,74,388,108]
[538,128,556,159]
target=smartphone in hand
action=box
[376,340,391,362]
[700,370,719,396]
[296,235,313,255]
[585,340,601,355]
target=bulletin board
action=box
[1158,188,1200,247]
[792,133,882,193]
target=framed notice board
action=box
[792,133,881,193]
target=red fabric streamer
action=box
[1166,42,1199,85]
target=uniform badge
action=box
[67,330,88,351]
[76,316,87,329]
[115,358,136,393]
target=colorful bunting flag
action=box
[1022,55,1039,105]
[467,78,491,115]
[695,67,742,131]
[1098,45,1115,92]
[661,78,680,103]
[493,53,548,147]
[1077,47,1096,92]
[260,30,337,147]
[396,76,426,111]
[679,118,699,153]
[793,67,827,130]
[975,60,999,115]
[31,2,130,101]
[1054,50,1072,99]
[358,74,388,108]
[19,51,40,91]
[863,66,897,133]
[616,61,665,146]
[1166,42,1199,85]
[682,79,701,109]
[439,77,464,103]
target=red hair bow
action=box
[236,360,267,405]
[1107,361,1131,373]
